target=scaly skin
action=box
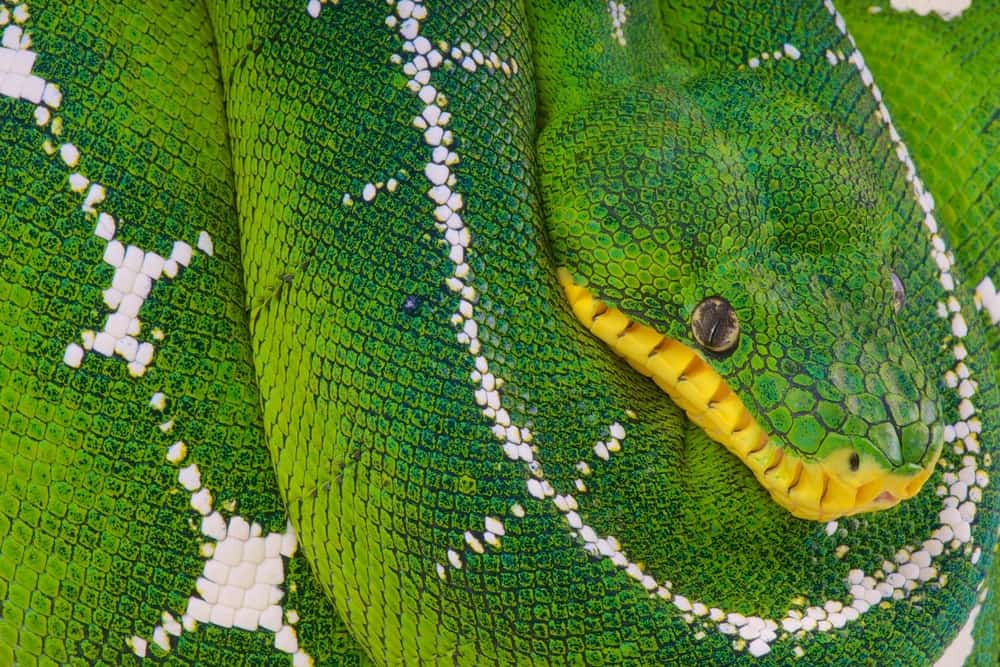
[0,1,996,666]
[538,67,944,520]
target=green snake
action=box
[0,0,997,665]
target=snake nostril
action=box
[849,452,860,471]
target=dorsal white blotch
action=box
[133,512,312,665]
[130,394,313,665]
[63,234,213,376]
[149,391,166,411]
[344,177,402,206]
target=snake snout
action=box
[723,319,946,520]
[801,342,946,517]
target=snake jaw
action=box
[559,269,941,521]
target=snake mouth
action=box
[558,269,939,522]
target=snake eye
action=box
[849,452,860,471]
[891,272,905,313]
[691,296,740,355]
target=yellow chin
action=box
[558,269,938,522]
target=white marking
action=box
[934,583,988,665]
[59,142,79,167]
[62,343,83,367]
[149,392,166,411]
[32,104,48,124]
[2,24,26,49]
[607,2,629,47]
[197,230,214,256]
[67,172,88,191]
[178,464,202,491]
[890,0,972,20]
[484,516,505,536]
[190,488,213,515]
[749,43,802,68]
[975,276,999,324]
[166,441,187,464]
[127,636,147,658]
[82,183,105,213]
[379,2,531,573]
[41,81,60,107]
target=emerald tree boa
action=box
[0,0,996,664]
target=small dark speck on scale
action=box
[402,295,422,315]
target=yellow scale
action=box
[558,269,936,521]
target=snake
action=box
[0,0,997,665]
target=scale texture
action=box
[0,0,997,665]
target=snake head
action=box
[539,75,944,521]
